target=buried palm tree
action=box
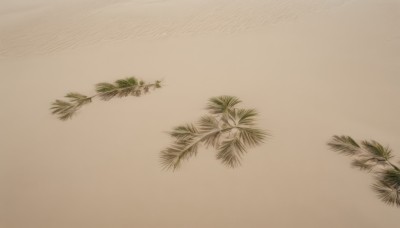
[51,77,162,120]
[161,95,268,170]
[328,135,400,207]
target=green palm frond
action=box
[161,95,268,170]
[116,78,139,97]
[51,76,162,120]
[200,129,223,148]
[380,169,400,187]
[361,140,393,161]
[328,135,400,208]
[198,115,220,131]
[96,77,141,100]
[160,138,200,170]
[206,95,241,114]
[115,77,138,88]
[236,108,258,126]
[169,124,199,140]
[95,82,118,100]
[198,115,222,147]
[51,92,92,120]
[327,135,361,156]
[65,92,92,105]
[372,179,400,207]
[351,159,375,172]
[50,100,78,121]
[237,127,267,147]
[217,137,246,168]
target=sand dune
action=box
[1,0,399,228]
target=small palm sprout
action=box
[51,77,162,120]
[161,95,268,170]
[328,135,400,207]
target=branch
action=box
[51,77,162,120]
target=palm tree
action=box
[161,95,268,170]
[328,135,400,207]
[51,77,162,120]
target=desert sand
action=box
[0,0,399,227]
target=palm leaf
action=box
[380,169,400,188]
[50,92,92,120]
[169,124,198,141]
[115,77,138,88]
[216,137,246,168]
[50,100,77,120]
[351,159,375,172]
[160,138,200,170]
[116,78,138,97]
[198,115,220,131]
[65,92,88,102]
[96,77,142,100]
[236,108,258,126]
[65,92,92,106]
[198,115,223,147]
[52,76,162,120]
[95,82,118,100]
[206,96,241,114]
[329,135,400,208]
[161,95,267,170]
[372,179,400,207]
[361,140,393,161]
[327,135,361,156]
[237,127,267,147]
[200,130,223,148]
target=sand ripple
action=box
[0,0,351,57]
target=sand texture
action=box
[1,0,400,227]
[0,0,352,57]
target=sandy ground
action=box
[1,0,399,227]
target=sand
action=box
[1,0,399,227]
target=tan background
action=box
[1,0,399,227]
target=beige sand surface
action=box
[1,0,399,227]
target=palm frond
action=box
[200,130,223,148]
[380,169,400,188]
[160,138,200,171]
[169,124,198,141]
[115,77,138,88]
[95,82,119,101]
[115,77,139,97]
[50,100,78,120]
[237,127,267,147]
[50,92,92,120]
[329,135,400,208]
[236,108,258,126]
[198,115,222,147]
[362,140,393,161]
[206,95,241,114]
[198,115,220,131]
[96,77,160,100]
[52,76,162,120]
[65,92,91,105]
[351,159,375,172]
[161,95,267,170]
[372,179,400,207]
[216,137,246,168]
[327,135,361,156]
